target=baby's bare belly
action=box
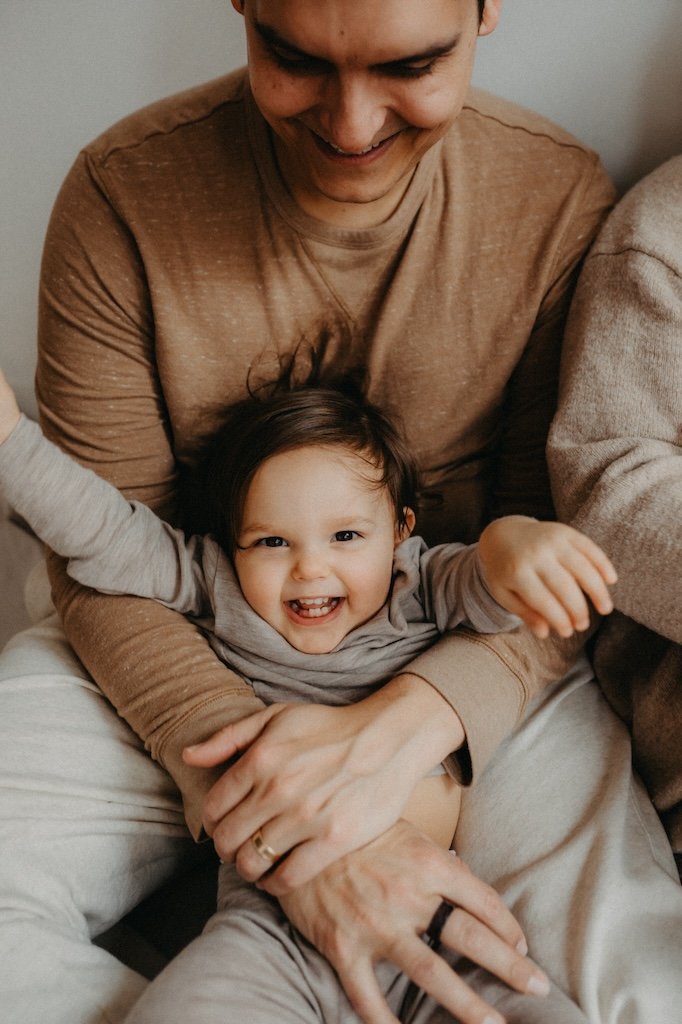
[403,773,461,849]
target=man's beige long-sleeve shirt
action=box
[36,70,614,836]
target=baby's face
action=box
[233,444,408,654]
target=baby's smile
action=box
[287,596,343,620]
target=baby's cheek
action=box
[239,566,278,620]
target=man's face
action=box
[233,0,501,226]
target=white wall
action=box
[2,0,681,417]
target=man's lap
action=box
[0,609,196,1023]
[456,656,682,1020]
[1,594,680,1022]
[126,865,590,1024]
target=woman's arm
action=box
[548,227,682,643]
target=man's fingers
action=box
[201,765,257,844]
[441,907,549,999]
[337,957,400,1024]
[443,857,528,954]
[183,710,273,767]
[255,834,356,894]
[391,935,506,1024]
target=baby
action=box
[0,365,615,859]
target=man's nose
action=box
[319,73,387,153]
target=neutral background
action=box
[2,0,681,415]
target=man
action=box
[0,3,680,1023]
[549,155,682,876]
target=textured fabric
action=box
[548,156,682,850]
[121,662,682,1024]
[0,615,197,1024]
[2,582,681,1023]
[0,415,519,710]
[125,863,590,1024]
[35,70,615,835]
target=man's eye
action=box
[270,47,327,76]
[383,58,437,79]
[257,536,288,548]
[334,530,360,542]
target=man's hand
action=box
[279,820,550,1024]
[0,369,21,446]
[479,515,617,638]
[184,674,465,894]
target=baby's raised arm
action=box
[478,515,617,639]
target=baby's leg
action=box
[125,863,410,1024]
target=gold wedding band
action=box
[252,829,281,865]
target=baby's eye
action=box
[334,530,360,542]
[256,536,288,548]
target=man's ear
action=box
[231,0,245,15]
[478,0,502,38]
[395,507,416,545]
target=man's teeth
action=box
[328,139,383,156]
[290,597,340,618]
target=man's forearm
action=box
[404,625,586,785]
[48,551,265,838]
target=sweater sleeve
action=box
[548,205,682,644]
[0,416,214,618]
[402,156,616,784]
[36,151,264,840]
[418,542,520,635]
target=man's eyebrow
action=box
[254,21,460,67]
[254,22,319,60]
[377,35,462,67]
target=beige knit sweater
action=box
[549,155,682,850]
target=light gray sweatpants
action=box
[126,862,590,1024]
[0,577,681,1023]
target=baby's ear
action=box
[395,507,416,544]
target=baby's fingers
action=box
[506,570,581,638]
[567,534,617,611]
[491,588,552,638]
[560,552,614,618]
[336,957,400,1024]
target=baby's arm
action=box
[478,515,617,639]
[0,368,210,618]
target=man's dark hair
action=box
[200,366,418,557]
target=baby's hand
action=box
[479,515,617,639]
[0,369,21,446]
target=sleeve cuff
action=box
[157,689,266,841]
[406,630,527,786]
